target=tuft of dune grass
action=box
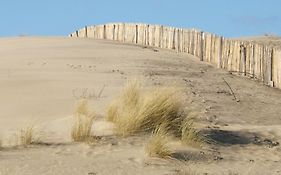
[107,80,204,148]
[17,125,40,146]
[107,100,119,123]
[107,80,142,136]
[145,125,174,158]
[181,114,204,147]
[107,80,141,123]
[121,79,141,109]
[108,80,184,136]
[135,87,183,134]
[71,99,96,142]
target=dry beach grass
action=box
[107,80,203,148]
[145,126,174,158]
[18,125,36,146]
[71,99,96,142]
[16,124,41,146]
[181,115,204,147]
[107,80,182,136]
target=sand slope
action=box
[0,37,281,175]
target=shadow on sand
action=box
[201,129,279,147]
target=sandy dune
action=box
[235,35,281,48]
[0,37,281,175]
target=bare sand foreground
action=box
[0,37,281,175]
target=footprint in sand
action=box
[27,62,34,66]
[128,157,142,164]
[53,148,72,155]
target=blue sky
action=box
[0,0,280,37]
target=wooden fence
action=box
[69,23,281,89]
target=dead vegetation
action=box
[72,85,106,100]
[135,87,183,134]
[71,99,96,142]
[181,114,204,147]
[145,125,174,158]
[16,125,41,146]
[107,80,184,136]
[107,100,119,123]
[107,80,204,148]
[106,80,142,136]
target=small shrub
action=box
[71,99,95,142]
[145,125,174,158]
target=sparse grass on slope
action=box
[145,125,174,158]
[71,99,96,142]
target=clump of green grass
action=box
[71,99,96,142]
[145,125,174,158]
